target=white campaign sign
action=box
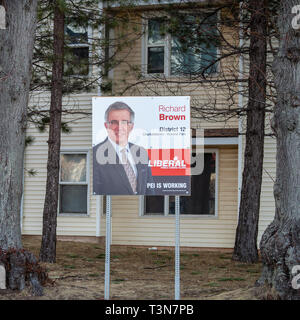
[93,97,192,300]
[92,96,191,196]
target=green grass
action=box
[112,278,125,284]
[191,271,202,275]
[217,277,245,282]
[66,254,80,259]
[219,255,231,260]
[88,273,100,277]
[63,265,76,269]
[204,282,220,287]
[84,257,95,262]
[246,269,260,274]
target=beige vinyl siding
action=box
[257,135,276,246]
[96,11,241,248]
[22,5,277,249]
[239,116,276,247]
[110,12,239,131]
[238,27,277,246]
[23,91,99,237]
[100,146,238,248]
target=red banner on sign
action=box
[147,149,191,176]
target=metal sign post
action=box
[104,195,111,300]
[175,195,180,300]
[92,96,191,301]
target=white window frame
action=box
[58,149,90,216]
[142,17,170,76]
[141,12,220,78]
[139,148,219,218]
[139,195,169,216]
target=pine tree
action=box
[36,0,138,262]
[232,0,268,263]
[39,0,65,263]
[115,0,275,263]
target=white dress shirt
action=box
[108,137,137,177]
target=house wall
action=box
[23,96,276,249]
[239,116,277,248]
[109,12,240,131]
[23,92,98,237]
[99,145,239,248]
[22,6,277,249]
[24,110,240,248]
[258,136,276,245]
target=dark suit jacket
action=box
[93,138,155,195]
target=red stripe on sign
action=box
[147,149,191,176]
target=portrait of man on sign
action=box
[93,101,155,195]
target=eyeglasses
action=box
[107,120,132,127]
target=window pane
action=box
[148,47,164,73]
[199,14,218,74]
[171,37,202,75]
[148,19,165,45]
[170,13,218,75]
[65,47,89,76]
[60,154,87,182]
[199,42,217,74]
[65,25,88,44]
[60,185,87,214]
[169,153,216,215]
[145,196,164,215]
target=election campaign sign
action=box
[92,96,191,196]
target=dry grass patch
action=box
[0,236,263,300]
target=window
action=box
[59,152,89,215]
[144,13,218,76]
[144,196,166,215]
[147,18,166,74]
[142,150,218,216]
[64,20,89,76]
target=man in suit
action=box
[93,101,155,195]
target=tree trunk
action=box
[259,0,300,300]
[0,1,47,295]
[39,1,64,263]
[0,0,38,250]
[232,0,267,263]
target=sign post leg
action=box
[104,195,111,300]
[175,195,180,300]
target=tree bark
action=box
[39,1,64,263]
[232,0,267,263]
[0,0,47,295]
[259,0,300,300]
[0,0,38,250]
